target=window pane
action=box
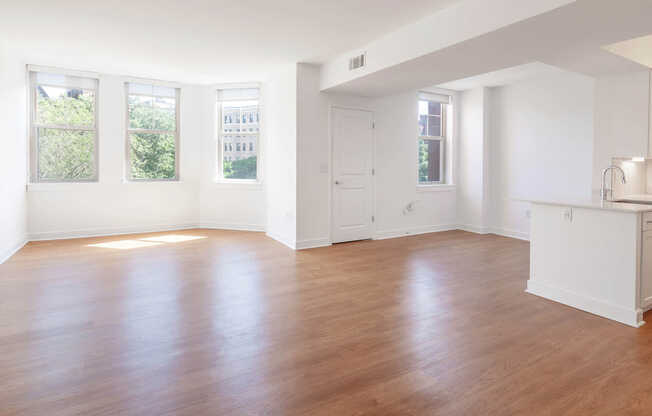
[428,101,441,116]
[419,139,441,183]
[427,115,442,137]
[128,95,176,131]
[129,133,176,179]
[419,115,427,136]
[223,135,258,180]
[37,128,95,180]
[36,86,95,127]
[220,98,259,180]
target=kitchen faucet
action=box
[600,165,627,201]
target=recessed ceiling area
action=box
[324,0,652,97]
[0,0,464,84]
[604,34,652,69]
[436,62,568,91]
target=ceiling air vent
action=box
[349,53,366,71]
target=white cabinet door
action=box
[641,230,652,308]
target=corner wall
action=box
[198,86,266,231]
[592,70,650,190]
[0,41,28,263]
[488,70,595,239]
[265,64,298,248]
[26,76,202,240]
[457,87,490,233]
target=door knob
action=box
[335,180,341,185]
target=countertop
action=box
[518,196,652,213]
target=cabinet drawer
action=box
[644,212,652,231]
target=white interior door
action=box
[331,107,374,243]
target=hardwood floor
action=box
[2,229,652,415]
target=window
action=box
[418,92,449,184]
[217,87,260,181]
[126,82,179,181]
[29,70,98,182]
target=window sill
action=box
[122,180,184,184]
[210,179,264,190]
[416,184,456,193]
[27,182,99,192]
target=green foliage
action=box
[35,90,179,181]
[37,89,95,127]
[418,140,430,183]
[38,129,95,180]
[36,91,96,181]
[130,133,176,180]
[128,96,177,179]
[224,156,257,180]
[128,96,176,131]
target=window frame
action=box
[216,86,261,184]
[29,68,100,183]
[124,82,181,182]
[417,98,447,185]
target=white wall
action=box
[294,63,459,245]
[296,64,330,247]
[592,71,650,189]
[488,70,595,239]
[295,64,378,247]
[198,86,265,231]
[26,75,202,240]
[458,87,489,232]
[0,41,28,262]
[265,64,298,248]
[372,91,458,238]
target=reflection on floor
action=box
[3,229,651,415]
[87,234,207,250]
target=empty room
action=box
[4,0,652,414]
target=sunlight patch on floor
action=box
[140,235,207,243]
[88,234,207,250]
[88,240,163,250]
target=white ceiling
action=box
[325,0,652,97]
[437,62,568,91]
[0,0,463,84]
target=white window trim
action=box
[124,83,180,182]
[417,98,447,186]
[28,67,100,183]
[215,86,262,185]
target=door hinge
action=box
[372,215,375,223]
[372,121,375,129]
[372,168,375,175]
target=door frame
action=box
[329,105,377,243]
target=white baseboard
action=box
[489,227,529,241]
[0,238,28,265]
[456,224,529,241]
[526,279,644,328]
[199,222,265,232]
[374,224,458,240]
[296,238,332,250]
[28,223,200,242]
[266,231,297,250]
[457,224,490,234]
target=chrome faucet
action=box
[601,165,626,201]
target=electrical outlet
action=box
[562,207,573,222]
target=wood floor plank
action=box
[1,229,651,415]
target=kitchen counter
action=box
[525,199,652,327]
[518,197,652,213]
